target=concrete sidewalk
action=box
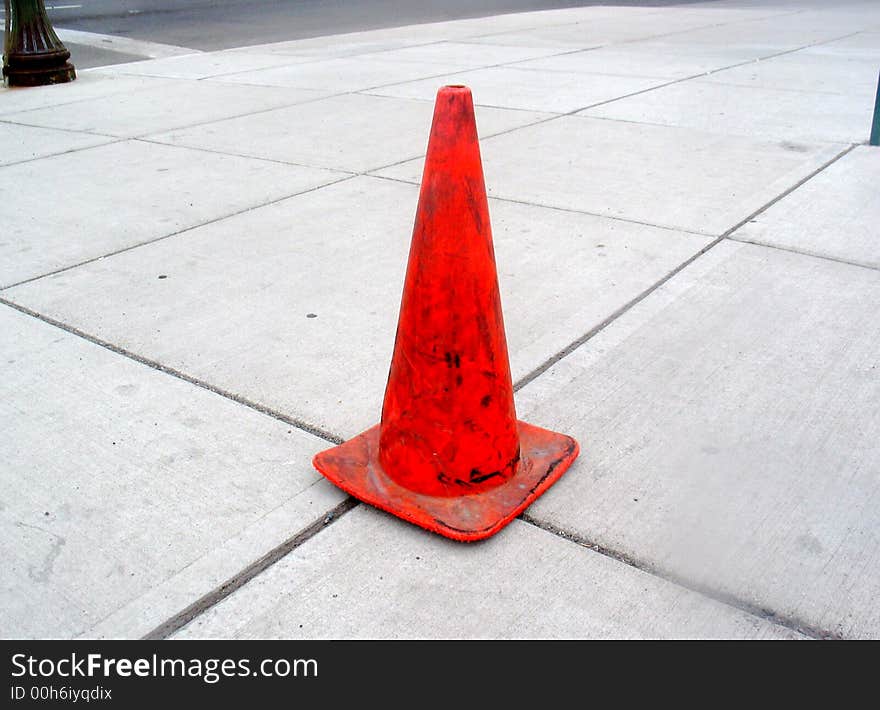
[1,0,878,640]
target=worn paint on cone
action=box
[313,85,579,541]
[380,85,520,498]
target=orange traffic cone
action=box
[313,85,579,541]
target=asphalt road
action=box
[33,0,699,68]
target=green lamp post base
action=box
[3,0,76,87]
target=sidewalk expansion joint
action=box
[0,117,119,141]
[13,19,843,180]
[0,135,128,170]
[720,143,859,238]
[0,297,344,446]
[466,7,803,47]
[127,89,349,138]
[519,513,840,640]
[727,237,880,273]
[142,496,359,640]
[135,136,360,173]
[340,25,869,148]
[515,142,858,393]
[0,76,246,132]
[367,172,712,237]
[483,193,712,237]
[562,29,868,117]
[0,85,342,147]
[0,117,121,140]
[188,34,587,83]
[513,234,723,392]
[0,91,155,121]
[0,172,357,292]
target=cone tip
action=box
[437,84,471,97]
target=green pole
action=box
[871,70,880,147]
[3,0,75,87]
[4,0,10,62]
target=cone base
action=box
[313,421,579,542]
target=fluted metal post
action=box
[3,0,76,87]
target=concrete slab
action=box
[4,0,877,643]
[148,93,552,173]
[59,42,147,70]
[458,8,745,49]
[516,240,880,639]
[374,116,845,235]
[224,8,601,58]
[172,507,801,640]
[0,306,346,639]
[2,79,327,138]
[227,35,438,60]
[55,28,201,61]
[653,11,873,51]
[429,6,657,39]
[702,50,880,97]
[0,123,113,167]
[582,79,870,144]
[367,65,667,114]
[4,175,711,441]
[800,30,880,61]
[355,41,567,69]
[0,140,343,287]
[510,41,772,80]
[733,146,880,268]
[0,73,179,116]
[208,56,464,93]
[92,50,318,80]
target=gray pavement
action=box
[1,0,879,640]
[45,0,702,61]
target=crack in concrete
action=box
[16,521,67,584]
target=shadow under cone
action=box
[314,85,579,541]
